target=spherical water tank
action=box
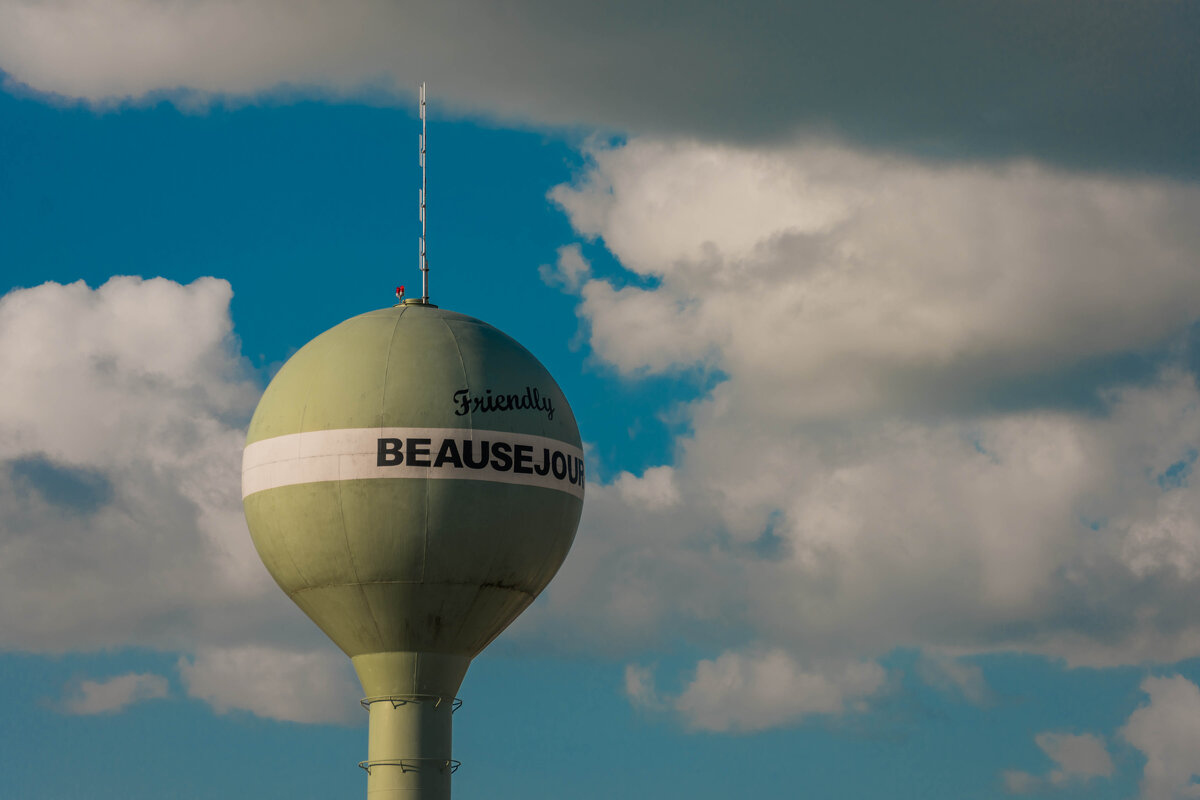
[242,300,584,798]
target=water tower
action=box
[241,85,584,798]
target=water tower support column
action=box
[355,652,471,799]
[361,696,454,798]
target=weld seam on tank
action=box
[439,316,472,434]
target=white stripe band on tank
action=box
[242,427,585,500]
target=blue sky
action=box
[3,3,1200,798]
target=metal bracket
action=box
[359,694,463,713]
[358,758,461,775]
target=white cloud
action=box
[1123,489,1200,580]
[511,138,1200,681]
[0,277,345,724]
[523,367,1200,669]
[0,277,285,653]
[916,652,992,706]
[179,645,362,725]
[1122,675,1200,800]
[613,465,681,511]
[626,649,885,733]
[624,663,665,713]
[552,140,1200,413]
[1036,732,1114,787]
[0,0,393,102]
[674,649,884,733]
[1002,731,1113,793]
[61,671,169,714]
[1003,770,1040,795]
[539,244,592,292]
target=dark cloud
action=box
[514,0,1200,175]
[1,0,1196,176]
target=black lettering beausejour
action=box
[513,444,533,475]
[406,437,432,467]
[376,435,584,489]
[433,439,462,468]
[378,437,403,465]
[490,441,513,471]
[453,387,555,420]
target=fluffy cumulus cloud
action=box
[1121,675,1200,800]
[179,645,362,725]
[1003,770,1040,795]
[0,277,352,722]
[627,649,885,733]
[612,465,680,511]
[1036,732,1114,787]
[0,276,257,649]
[1001,729,1115,794]
[551,140,1200,408]
[0,1,1196,173]
[539,244,592,293]
[61,671,169,715]
[511,137,1200,731]
[916,653,992,706]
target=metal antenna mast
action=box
[419,82,429,303]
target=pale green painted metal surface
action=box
[242,301,584,798]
